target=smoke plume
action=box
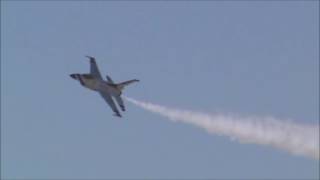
[124,97,319,160]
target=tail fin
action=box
[106,75,115,84]
[117,79,140,90]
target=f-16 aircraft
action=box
[70,56,139,117]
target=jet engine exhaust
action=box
[124,97,319,160]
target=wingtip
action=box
[114,112,122,118]
[120,105,126,112]
[85,55,94,60]
[85,55,95,64]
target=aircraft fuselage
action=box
[70,73,121,96]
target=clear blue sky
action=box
[1,1,319,179]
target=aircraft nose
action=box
[70,74,77,79]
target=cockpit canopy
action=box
[82,74,95,79]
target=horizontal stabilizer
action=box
[117,79,140,90]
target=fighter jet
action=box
[70,56,139,117]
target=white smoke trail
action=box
[124,97,319,160]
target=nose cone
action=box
[70,74,77,79]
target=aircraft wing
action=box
[86,56,102,79]
[99,91,121,117]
